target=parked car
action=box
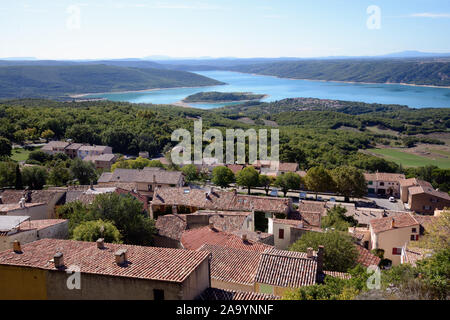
[329,197,336,202]
[299,192,307,200]
[389,196,396,203]
[270,188,279,197]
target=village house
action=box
[0,190,65,219]
[77,145,113,160]
[41,141,71,155]
[268,218,322,250]
[369,213,436,265]
[154,210,259,248]
[364,172,406,197]
[406,185,450,214]
[401,244,433,267]
[0,238,211,300]
[0,216,68,251]
[83,153,117,170]
[97,167,184,199]
[150,187,293,226]
[0,202,48,220]
[64,143,84,158]
[399,178,433,203]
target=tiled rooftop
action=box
[355,245,381,267]
[198,244,261,286]
[152,187,291,214]
[0,239,210,283]
[364,172,405,182]
[370,213,419,234]
[99,168,183,185]
[254,249,317,288]
[181,226,272,252]
[197,288,280,300]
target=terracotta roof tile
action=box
[324,270,351,280]
[0,239,210,283]
[364,172,405,182]
[278,163,299,172]
[255,249,317,288]
[181,226,272,252]
[152,187,291,214]
[198,244,261,285]
[370,213,419,234]
[197,288,280,300]
[356,245,381,267]
[99,168,183,185]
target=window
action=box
[410,235,419,241]
[412,228,417,233]
[278,229,284,239]
[153,289,165,300]
[392,247,402,255]
[148,185,152,191]
[423,206,431,210]
[368,181,373,185]
[380,182,385,186]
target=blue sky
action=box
[1,0,449,59]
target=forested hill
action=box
[229,60,450,87]
[0,64,224,99]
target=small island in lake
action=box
[183,91,267,103]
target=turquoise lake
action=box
[86,70,450,109]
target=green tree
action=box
[56,201,90,236]
[89,193,156,245]
[15,164,23,189]
[48,165,73,186]
[331,166,367,202]
[22,166,48,190]
[28,150,52,164]
[418,210,450,250]
[321,205,357,231]
[212,166,235,188]
[236,166,260,195]
[72,219,122,243]
[289,230,358,272]
[70,158,97,185]
[304,166,335,200]
[41,129,55,141]
[259,174,273,196]
[181,164,199,183]
[0,161,16,188]
[275,172,301,196]
[0,136,12,158]
[283,265,370,300]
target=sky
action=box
[0,0,449,59]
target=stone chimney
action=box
[317,245,324,274]
[96,238,105,249]
[19,197,26,208]
[54,252,64,269]
[241,233,248,242]
[306,247,313,259]
[115,249,128,265]
[13,240,22,253]
[391,218,395,229]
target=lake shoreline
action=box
[68,83,226,98]
[243,72,450,89]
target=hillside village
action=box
[0,139,448,300]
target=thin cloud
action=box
[410,12,450,18]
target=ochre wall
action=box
[0,265,47,299]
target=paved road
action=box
[367,196,405,211]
